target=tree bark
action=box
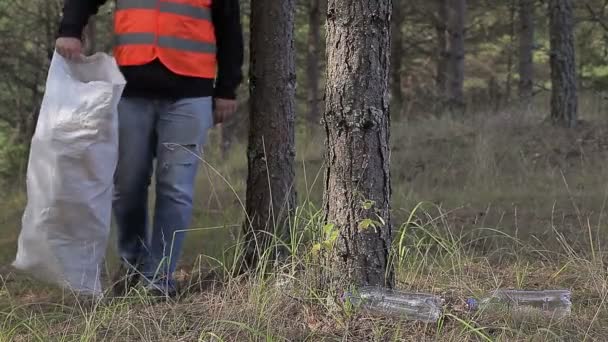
[447,0,466,112]
[391,0,404,116]
[505,0,516,104]
[323,0,394,288]
[435,0,449,102]
[549,0,577,128]
[518,0,535,102]
[244,0,297,269]
[220,97,248,158]
[307,0,323,124]
[83,15,97,55]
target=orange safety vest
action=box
[113,0,217,79]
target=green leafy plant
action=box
[312,223,339,256]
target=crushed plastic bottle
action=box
[466,289,572,318]
[342,286,444,323]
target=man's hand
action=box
[55,37,83,60]
[213,98,238,125]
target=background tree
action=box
[391,0,404,116]
[322,0,394,287]
[435,0,449,104]
[83,16,97,56]
[549,0,577,127]
[306,0,324,124]
[243,0,297,268]
[447,0,466,111]
[518,0,535,103]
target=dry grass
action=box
[1,95,608,341]
[2,207,608,341]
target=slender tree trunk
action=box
[505,0,516,104]
[549,0,577,128]
[83,15,96,55]
[488,76,501,112]
[323,0,394,288]
[307,0,323,124]
[220,98,247,158]
[244,0,297,269]
[447,0,466,112]
[435,0,449,101]
[518,0,535,102]
[391,0,404,116]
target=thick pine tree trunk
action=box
[518,0,535,102]
[447,0,466,112]
[435,0,449,102]
[244,0,297,268]
[548,0,577,128]
[391,0,404,116]
[323,0,394,288]
[307,0,323,123]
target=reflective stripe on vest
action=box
[116,0,212,21]
[113,0,216,78]
[115,33,216,54]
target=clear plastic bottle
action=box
[342,286,444,323]
[466,289,572,318]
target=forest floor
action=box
[1,101,608,341]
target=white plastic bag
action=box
[13,51,126,297]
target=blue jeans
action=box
[112,96,213,289]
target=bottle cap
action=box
[466,298,478,311]
[340,291,354,303]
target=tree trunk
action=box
[505,0,516,104]
[549,0,577,128]
[83,15,97,55]
[391,0,404,116]
[518,0,535,102]
[244,0,297,269]
[323,0,394,288]
[307,0,323,124]
[447,0,466,112]
[220,97,248,158]
[435,0,449,101]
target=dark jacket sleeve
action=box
[58,0,107,39]
[212,0,244,99]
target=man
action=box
[56,0,243,297]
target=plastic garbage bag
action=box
[12,51,126,297]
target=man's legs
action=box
[142,97,214,294]
[112,97,157,293]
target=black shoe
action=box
[111,263,141,297]
[143,277,179,300]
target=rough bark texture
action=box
[390,0,404,116]
[307,0,323,123]
[518,0,535,101]
[244,0,297,268]
[549,0,577,128]
[435,0,449,100]
[323,0,394,288]
[447,0,466,111]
